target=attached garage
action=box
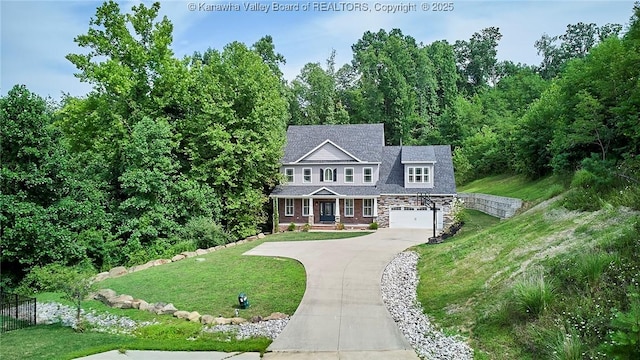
[388,206,444,230]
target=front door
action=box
[319,201,335,222]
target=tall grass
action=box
[510,268,555,319]
[550,329,583,360]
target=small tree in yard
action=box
[22,263,95,331]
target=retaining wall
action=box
[457,193,523,219]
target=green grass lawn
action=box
[2,231,369,360]
[458,174,567,202]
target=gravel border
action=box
[382,251,474,359]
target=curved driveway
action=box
[243,229,428,359]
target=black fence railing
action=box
[1,291,37,332]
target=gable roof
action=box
[294,139,361,163]
[282,124,384,163]
[401,146,436,163]
[377,145,456,195]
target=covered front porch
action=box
[273,196,379,231]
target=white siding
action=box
[281,165,379,186]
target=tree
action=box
[454,27,503,95]
[1,86,85,289]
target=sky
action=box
[1,0,635,102]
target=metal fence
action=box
[1,291,36,332]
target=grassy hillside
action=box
[415,177,640,359]
[458,174,567,202]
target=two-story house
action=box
[271,123,457,231]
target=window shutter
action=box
[320,168,324,182]
[333,169,337,182]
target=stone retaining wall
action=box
[457,193,522,219]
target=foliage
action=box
[607,290,640,359]
[509,268,555,319]
[179,217,232,249]
[287,222,296,232]
[301,223,311,232]
[336,222,345,230]
[368,222,379,230]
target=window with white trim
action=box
[285,198,294,216]
[303,168,312,183]
[408,167,431,183]
[344,168,354,183]
[324,168,333,182]
[363,199,373,217]
[345,199,354,217]
[302,198,310,216]
[285,168,294,183]
[363,168,373,183]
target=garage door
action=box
[388,206,443,229]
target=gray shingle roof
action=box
[401,146,436,162]
[377,145,456,195]
[282,124,384,163]
[271,185,380,197]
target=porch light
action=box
[238,292,250,309]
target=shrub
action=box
[606,289,640,359]
[368,222,379,230]
[562,188,603,211]
[287,222,296,232]
[302,223,311,232]
[510,269,555,319]
[336,222,345,230]
[180,216,232,249]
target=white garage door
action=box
[389,206,443,229]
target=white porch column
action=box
[335,197,341,224]
[373,197,378,217]
[308,197,314,225]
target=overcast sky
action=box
[1,0,635,101]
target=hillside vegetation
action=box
[415,177,640,359]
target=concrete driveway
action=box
[243,229,429,359]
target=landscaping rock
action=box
[181,251,197,258]
[151,259,171,266]
[250,316,263,323]
[236,240,247,245]
[129,262,153,273]
[246,236,258,241]
[201,315,215,325]
[94,289,117,304]
[225,242,236,248]
[195,249,208,256]
[109,294,134,309]
[108,266,128,278]
[188,311,201,322]
[156,303,177,315]
[174,311,190,319]
[131,299,144,309]
[171,254,186,262]
[207,247,217,252]
[257,233,266,239]
[264,312,288,321]
[230,317,247,325]
[138,301,151,312]
[94,272,110,282]
[214,317,231,325]
[213,245,225,251]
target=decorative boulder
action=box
[257,233,266,239]
[131,299,144,309]
[151,259,171,266]
[230,317,247,325]
[225,242,236,248]
[94,289,117,304]
[181,251,197,258]
[171,254,186,262]
[156,303,177,315]
[174,311,190,319]
[207,247,217,253]
[138,300,152,312]
[201,315,215,325]
[195,249,208,256]
[93,272,110,282]
[264,312,288,321]
[247,235,258,241]
[109,294,134,309]
[250,316,263,323]
[108,266,128,278]
[188,311,201,322]
[214,317,231,325]
[129,262,153,273]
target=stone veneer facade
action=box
[376,194,456,229]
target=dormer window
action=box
[363,168,373,183]
[408,167,430,183]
